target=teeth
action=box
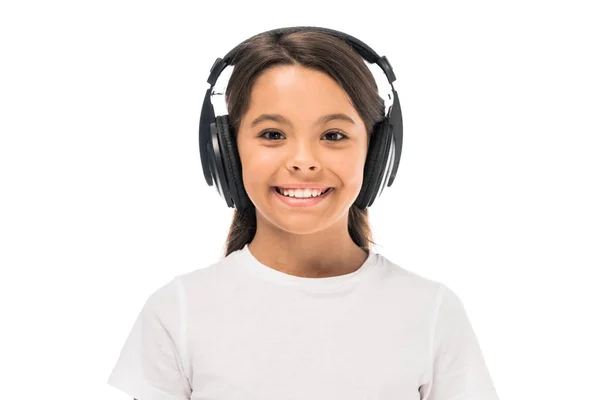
[279,188,328,198]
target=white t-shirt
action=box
[107,244,499,400]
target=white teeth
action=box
[279,188,328,198]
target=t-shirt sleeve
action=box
[107,278,192,400]
[419,284,500,400]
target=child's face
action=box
[235,64,369,235]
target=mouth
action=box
[271,186,334,207]
[273,186,333,198]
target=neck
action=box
[248,212,369,278]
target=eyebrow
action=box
[250,113,356,128]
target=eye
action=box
[322,130,348,141]
[259,130,285,141]
[258,129,348,141]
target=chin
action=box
[253,205,326,234]
[274,215,331,235]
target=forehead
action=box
[245,65,358,120]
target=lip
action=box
[272,187,334,207]
[274,183,332,190]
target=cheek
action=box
[239,148,277,189]
[330,148,367,189]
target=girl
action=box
[107,27,499,400]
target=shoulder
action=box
[374,252,449,298]
[371,252,470,325]
[176,251,241,291]
[148,252,246,312]
[135,252,231,308]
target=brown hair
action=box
[222,30,386,257]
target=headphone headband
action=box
[207,26,397,87]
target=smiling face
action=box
[235,64,370,235]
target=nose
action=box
[285,142,321,174]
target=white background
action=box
[1,0,598,399]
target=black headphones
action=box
[199,26,403,210]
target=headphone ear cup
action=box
[355,118,393,209]
[215,115,251,210]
